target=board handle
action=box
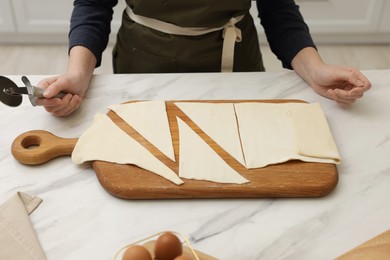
[11,130,78,165]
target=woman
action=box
[37,0,371,116]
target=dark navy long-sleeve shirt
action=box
[69,0,315,69]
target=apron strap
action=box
[221,17,243,72]
[125,6,244,72]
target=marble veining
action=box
[1,70,389,260]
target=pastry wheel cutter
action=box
[0,75,65,107]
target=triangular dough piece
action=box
[235,103,339,169]
[175,102,246,167]
[109,101,175,162]
[72,113,183,185]
[177,117,249,184]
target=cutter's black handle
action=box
[32,86,66,99]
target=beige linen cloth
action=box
[0,192,47,260]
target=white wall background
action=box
[1,0,389,44]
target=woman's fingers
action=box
[35,92,82,116]
[38,76,59,89]
[342,68,371,95]
[51,96,82,116]
[321,67,371,105]
[328,88,360,105]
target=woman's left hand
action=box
[307,64,371,105]
[292,47,371,105]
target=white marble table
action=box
[1,70,389,259]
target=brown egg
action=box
[173,255,192,260]
[122,245,152,260]
[154,232,183,260]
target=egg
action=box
[154,232,183,260]
[122,245,152,260]
[173,255,192,260]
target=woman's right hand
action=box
[35,46,97,116]
[36,73,90,116]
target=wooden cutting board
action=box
[12,100,338,199]
[336,230,390,259]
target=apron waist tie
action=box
[125,6,244,72]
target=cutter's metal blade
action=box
[22,76,38,106]
[3,86,28,95]
[0,76,23,107]
[1,75,66,107]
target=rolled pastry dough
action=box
[289,103,341,161]
[234,102,340,168]
[175,102,246,167]
[177,117,249,184]
[109,101,175,161]
[72,113,183,185]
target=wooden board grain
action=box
[92,100,339,199]
[336,230,390,259]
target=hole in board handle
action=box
[21,135,42,150]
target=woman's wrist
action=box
[67,46,96,80]
[66,46,97,95]
[291,47,324,86]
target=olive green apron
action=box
[113,0,265,73]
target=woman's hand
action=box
[36,73,90,116]
[36,46,97,116]
[304,64,371,105]
[292,47,371,105]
